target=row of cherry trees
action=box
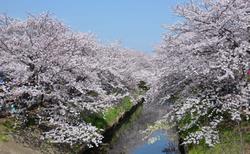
[1,0,249,149]
[150,0,250,146]
[0,14,153,147]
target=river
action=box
[84,102,180,154]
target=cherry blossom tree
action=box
[0,13,153,147]
[153,0,250,146]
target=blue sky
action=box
[1,0,186,52]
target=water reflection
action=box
[132,130,178,154]
[108,103,179,154]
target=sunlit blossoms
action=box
[0,13,153,147]
[1,0,249,150]
[152,0,250,146]
[43,121,103,147]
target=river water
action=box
[83,103,180,154]
[106,103,180,154]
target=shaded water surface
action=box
[85,103,179,154]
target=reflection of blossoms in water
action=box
[141,118,171,141]
[147,136,160,144]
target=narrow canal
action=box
[84,102,180,154]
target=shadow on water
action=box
[83,102,180,154]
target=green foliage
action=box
[0,134,9,142]
[181,115,250,153]
[189,131,241,154]
[137,81,150,91]
[83,96,133,129]
[245,132,250,143]
[178,113,201,140]
[0,118,16,142]
[2,120,15,130]
[120,96,133,111]
[104,96,133,126]
[189,123,250,154]
[103,107,120,127]
[83,113,108,129]
[109,104,143,144]
[178,114,192,129]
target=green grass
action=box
[110,104,143,144]
[0,134,9,142]
[83,113,108,129]
[120,96,133,111]
[104,96,133,126]
[0,118,16,142]
[189,125,250,154]
[83,96,133,129]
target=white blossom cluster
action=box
[43,121,103,147]
[183,126,220,147]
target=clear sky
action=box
[1,0,186,53]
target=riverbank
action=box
[82,99,181,154]
[0,137,41,154]
[0,118,42,154]
[82,98,144,153]
[188,122,250,154]
[177,121,250,154]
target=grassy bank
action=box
[189,122,250,154]
[0,118,16,142]
[83,96,133,129]
[83,81,149,130]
